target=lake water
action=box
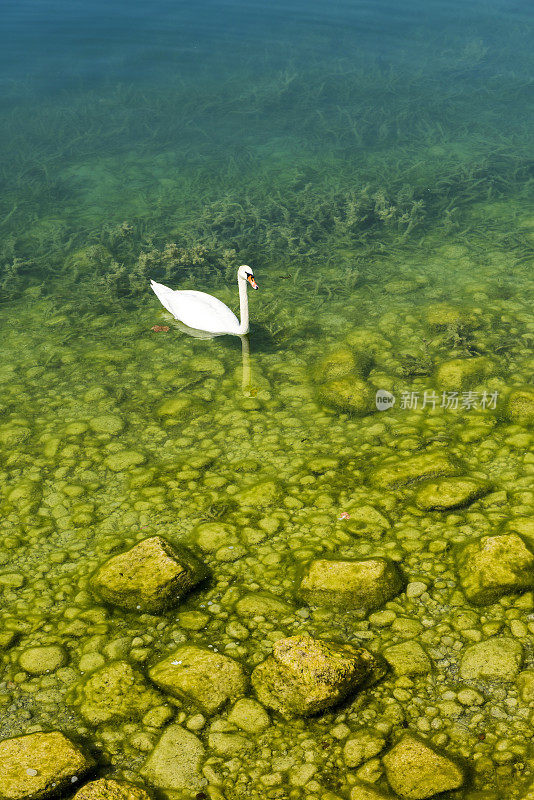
[0,1,533,799]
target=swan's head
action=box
[238,264,258,290]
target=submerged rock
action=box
[0,731,94,800]
[149,645,248,714]
[435,356,493,390]
[369,451,459,489]
[456,533,534,604]
[350,784,393,800]
[343,728,387,768]
[251,635,380,718]
[314,348,371,383]
[235,592,293,617]
[19,645,67,675]
[73,779,153,800]
[75,661,162,725]
[91,536,206,613]
[236,480,280,508]
[460,637,523,681]
[506,387,534,427]
[297,558,403,613]
[227,697,270,734]
[318,377,375,416]
[415,476,489,510]
[140,724,206,795]
[382,733,465,799]
[382,641,432,676]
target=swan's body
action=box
[150,265,258,336]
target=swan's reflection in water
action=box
[170,320,253,396]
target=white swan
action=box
[150,265,258,337]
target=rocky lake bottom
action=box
[0,218,533,800]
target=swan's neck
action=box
[237,277,249,335]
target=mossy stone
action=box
[369,451,459,489]
[382,641,431,676]
[318,377,375,415]
[343,729,387,768]
[251,635,379,718]
[140,725,206,795]
[383,734,464,799]
[105,450,146,472]
[350,784,393,800]
[149,645,248,714]
[314,348,371,383]
[91,536,206,613]
[157,397,190,417]
[227,697,270,733]
[425,303,466,329]
[0,731,94,800]
[236,480,279,508]
[506,387,534,427]
[235,592,293,617]
[193,522,236,551]
[516,669,534,702]
[415,477,489,510]
[88,414,124,435]
[19,645,67,675]
[435,356,492,390]
[75,661,162,725]
[298,558,403,614]
[73,779,153,800]
[455,533,534,605]
[460,637,523,681]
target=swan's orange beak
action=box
[247,274,258,290]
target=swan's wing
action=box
[150,280,240,334]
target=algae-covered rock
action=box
[193,521,236,552]
[382,641,432,676]
[435,356,493,390]
[0,731,94,800]
[297,558,403,613]
[369,451,459,489]
[517,669,534,702]
[140,724,206,795]
[343,728,387,768]
[91,536,206,613]
[506,387,534,427]
[459,637,523,681]
[425,303,466,329]
[251,635,380,718]
[318,377,375,416]
[227,697,270,733]
[88,414,124,435]
[350,783,393,800]
[157,397,190,418]
[236,480,280,508]
[105,450,146,472]
[73,779,153,800]
[456,533,534,604]
[149,645,248,714]
[314,348,371,383]
[382,733,465,799]
[75,661,162,725]
[235,592,293,617]
[19,645,67,675]
[415,477,489,510]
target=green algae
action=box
[0,9,533,800]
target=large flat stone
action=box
[369,452,459,490]
[91,536,206,613]
[415,477,489,511]
[73,779,153,800]
[297,558,403,613]
[382,734,464,799]
[459,637,523,681]
[140,725,206,795]
[251,635,381,718]
[455,533,534,604]
[0,732,94,800]
[149,645,248,714]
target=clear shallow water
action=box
[0,1,533,799]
